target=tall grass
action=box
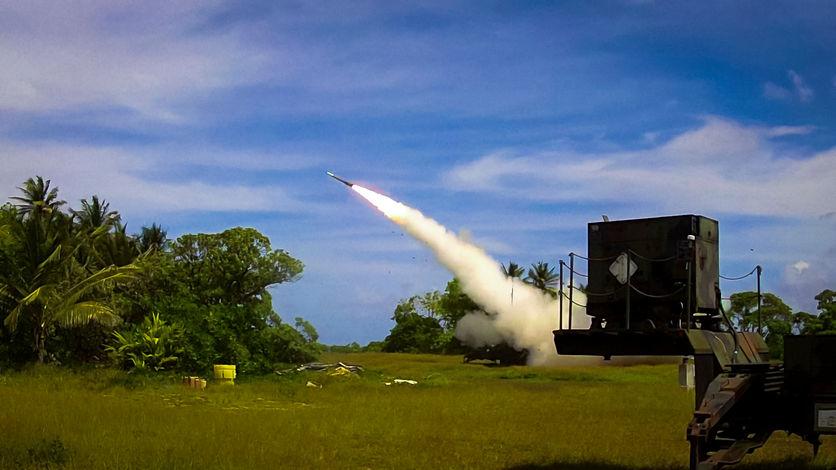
[0,354,832,469]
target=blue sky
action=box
[2,1,835,344]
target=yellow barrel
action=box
[213,364,236,385]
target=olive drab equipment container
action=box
[552,214,836,470]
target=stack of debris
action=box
[182,376,207,390]
[277,361,364,375]
[296,362,364,373]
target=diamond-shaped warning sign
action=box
[609,253,638,284]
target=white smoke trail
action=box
[351,185,589,365]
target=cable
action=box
[569,252,619,262]
[629,284,684,299]
[627,250,677,263]
[720,266,758,281]
[569,298,587,308]
[579,288,620,297]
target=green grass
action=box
[0,353,833,469]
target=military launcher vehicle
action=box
[553,215,835,470]
[463,343,529,366]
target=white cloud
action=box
[642,131,660,143]
[765,125,816,137]
[0,1,268,121]
[763,82,792,101]
[443,116,836,218]
[788,70,814,102]
[0,140,313,216]
[156,147,323,173]
[763,71,815,103]
[781,258,833,312]
[792,260,810,275]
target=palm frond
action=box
[3,286,45,329]
[35,244,63,273]
[51,264,139,315]
[57,300,120,328]
[16,286,45,308]
[0,285,14,303]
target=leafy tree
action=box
[382,296,445,353]
[794,290,836,335]
[793,311,821,335]
[383,279,485,354]
[728,292,792,332]
[294,317,319,343]
[0,204,31,364]
[813,290,836,333]
[1,178,315,371]
[138,223,167,253]
[525,261,558,297]
[95,223,141,268]
[255,319,320,366]
[0,188,137,363]
[437,278,480,329]
[728,291,792,358]
[324,342,363,353]
[170,227,303,306]
[364,341,384,352]
[116,227,313,372]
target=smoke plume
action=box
[351,185,589,365]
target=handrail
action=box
[558,260,564,330]
[569,255,574,329]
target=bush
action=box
[107,313,184,372]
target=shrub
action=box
[107,313,184,372]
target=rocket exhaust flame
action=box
[351,185,409,221]
[341,177,590,365]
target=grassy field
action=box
[0,353,833,469]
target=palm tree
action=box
[138,223,167,253]
[72,196,124,270]
[10,176,66,217]
[73,195,120,231]
[501,261,525,279]
[97,223,141,267]
[0,185,137,363]
[525,261,559,297]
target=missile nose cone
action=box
[326,171,354,187]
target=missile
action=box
[326,171,354,187]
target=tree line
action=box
[727,289,835,358]
[380,261,560,355]
[380,260,835,360]
[0,177,319,373]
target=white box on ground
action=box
[816,406,836,432]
